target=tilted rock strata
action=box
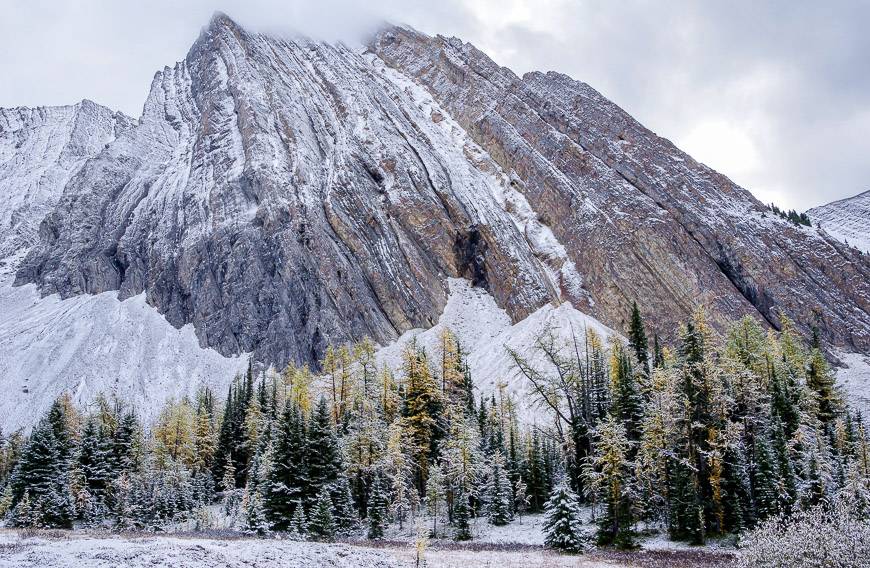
[16,15,561,367]
[8,15,870,373]
[369,26,870,352]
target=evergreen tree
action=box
[542,483,585,552]
[807,348,839,425]
[265,400,309,529]
[289,501,308,538]
[485,453,514,525]
[524,430,548,512]
[367,474,388,539]
[610,343,643,442]
[308,397,342,495]
[329,474,358,531]
[79,416,112,498]
[9,402,76,528]
[752,434,781,520]
[627,301,650,374]
[452,486,473,541]
[309,486,336,541]
[242,490,270,536]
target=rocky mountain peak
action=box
[7,16,870,374]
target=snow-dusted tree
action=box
[425,460,447,536]
[329,474,358,531]
[738,498,870,568]
[289,501,308,539]
[307,397,342,494]
[264,400,308,529]
[242,489,270,536]
[542,482,586,552]
[585,415,635,548]
[385,419,415,528]
[452,486,472,541]
[634,367,679,524]
[484,452,514,526]
[153,397,196,470]
[309,486,336,541]
[9,401,77,528]
[513,476,529,522]
[401,342,445,492]
[192,389,217,474]
[367,473,388,539]
[441,412,483,518]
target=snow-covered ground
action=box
[0,526,735,568]
[376,278,618,422]
[0,531,397,568]
[0,265,248,431]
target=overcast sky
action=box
[1,0,867,209]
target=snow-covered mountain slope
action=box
[2,13,870,430]
[376,278,615,421]
[835,351,870,417]
[808,189,870,253]
[0,100,133,262]
[0,268,248,431]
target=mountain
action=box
[0,99,246,430]
[0,100,134,264]
[808,189,870,254]
[2,13,869,427]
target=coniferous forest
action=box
[1,304,868,554]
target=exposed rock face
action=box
[9,15,870,371]
[370,27,870,353]
[15,15,560,366]
[808,189,870,254]
[0,100,133,263]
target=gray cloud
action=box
[0,0,866,209]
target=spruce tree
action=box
[542,483,585,552]
[307,397,342,495]
[309,486,336,541]
[807,348,839,425]
[264,401,309,529]
[452,486,473,541]
[367,474,388,539]
[485,453,513,526]
[610,344,643,442]
[524,430,547,512]
[243,490,270,536]
[329,474,358,531]
[627,301,650,374]
[752,434,781,520]
[9,404,76,528]
[289,501,308,538]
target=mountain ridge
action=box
[808,189,870,254]
[3,13,869,379]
